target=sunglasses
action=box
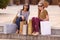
[38,5,42,7]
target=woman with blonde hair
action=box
[32,3,49,35]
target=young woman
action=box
[32,3,49,35]
[38,3,49,21]
[16,4,30,33]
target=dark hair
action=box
[22,4,30,11]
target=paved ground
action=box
[0,5,60,29]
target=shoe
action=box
[16,30,19,34]
[32,32,39,35]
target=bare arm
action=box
[43,15,49,21]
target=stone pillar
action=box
[46,0,52,5]
[40,0,45,1]
[25,0,29,4]
[9,0,13,5]
[52,0,58,5]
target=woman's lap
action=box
[16,17,22,30]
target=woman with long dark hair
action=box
[16,3,30,33]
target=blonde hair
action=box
[43,1,49,8]
[38,1,49,8]
[38,1,49,18]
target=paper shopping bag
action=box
[40,21,51,35]
[20,21,26,34]
[28,20,32,35]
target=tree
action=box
[0,0,9,9]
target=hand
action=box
[22,16,25,20]
[43,19,49,21]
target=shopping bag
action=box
[20,21,26,34]
[22,24,27,35]
[28,20,32,35]
[4,23,17,34]
[40,21,51,35]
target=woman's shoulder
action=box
[43,10,48,12]
[43,10,48,13]
[43,10,48,15]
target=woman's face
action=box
[38,6,43,10]
[24,5,28,10]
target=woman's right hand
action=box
[22,16,25,20]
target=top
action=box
[17,10,30,21]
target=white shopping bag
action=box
[40,21,51,35]
[4,23,17,34]
[22,24,27,35]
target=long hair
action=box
[22,4,30,11]
[38,9,41,18]
[43,1,49,8]
[38,3,44,18]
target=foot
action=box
[32,32,35,35]
[16,30,19,34]
[32,32,39,35]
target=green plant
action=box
[0,0,9,9]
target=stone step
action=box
[0,34,60,40]
[0,39,19,40]
[52,29,60,35]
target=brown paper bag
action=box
[28,20,32,35]
[19,21,26,34]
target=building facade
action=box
[9,0,60,5]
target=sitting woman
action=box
[32,3,49,35]
[38,3,49,21]
[16,4,30,33]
